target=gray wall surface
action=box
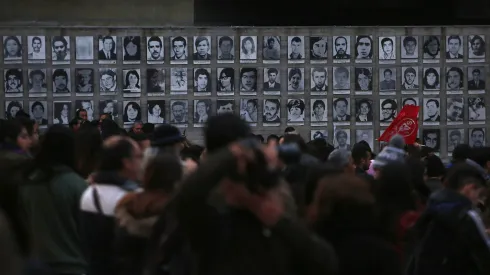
[0,26,489,159]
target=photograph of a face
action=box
[310,36,328,60]
[446,35,463,59]
[379,37,396,60]
[355,35,373,60]
[193,36,212,62]
[194,99,211,124]
[170,36,188,62]
[468,35,486,59]
[287,68,304,91]
[98,35,117,61]
[401,36,418,59]
[122,36,141,62]
[240,98,258,123]
[147,36,164,62]
[333,67,350,90]
[288,36,305,61]
[447,129,464,153]
[311,99,328,122]
[332,36,350,59]
[5,101,23,120]
[148,100,165,124]
[310,67,328,91]
[240,36,257,61]
[286,98,305,123]
[423,36,441,59]
[27,36,46,61]
[217,36,235,61]
[123,101,142,124]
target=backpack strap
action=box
[92,187,104,215]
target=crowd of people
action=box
[0,107,490,275]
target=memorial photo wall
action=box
[1,28,490,157]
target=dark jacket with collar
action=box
[79,171,139,275]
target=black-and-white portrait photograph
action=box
[27,36,46,63]
[446,35,463,60]
[379,98,398,124]
[311,130,328,141]
[28,69,47,97]
[51,36,70,64]
[5,101,23,120]
[402,97,419,106]
[75,36,94,63]
[310,36,328,61]
[422,67,441,90]
[356,130,374,149]
[216,99,235,115]
[147,68,165,96]
[401,36,418,60]
[146,36,164,64]
[239,67,257,94]
[355,35,373,61]
[122,101,141,124]
[333,67,350,90]
[379,36,396,60]
[468,67,485,92]
[311,99,328,124]
[355,98,374,124]
[468,97,485,122]
[332,36,351,61]
[147,100,165,124]
[217,36,235,63]
[310,67,328,92]
[122,36,141,64]
[4,68,23,97]
[379,68,396,92]
[193,36,211,63]
[53,101,72,125]
[240,36,257,62]
[333,97,351,122]
[193,68,211,94]
[98,35,117,63]
[422,129,440,151]
[170,68,187,93]
[75,100,95,121]
[99,68,118,94]
[447,129,464,153]
[446,67,464,92]
[468,35,486,60]
[263,98,281,124]
[240,98,258,124]
[263,36,280,62]
[52,69,71,96]
[3,36,22,63]
[354,67,373,92]
[401,67,419,91]
[423,36,441,60]
[217,68,235,94]
[29,101,48,126]
[263,68,280,94]
[170,100,188,125]
[171,36,189,63]
[286,98,305,124]
[334,128,351,150]
[469,128,485,148]
[123,69,141,96]
[423,98,441,124]
[75,68,94,95]
[99,99,118,120]
[193,99,211,124]
[287,67,304,92]
[446,97,464,123]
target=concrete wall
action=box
[0,25,489,159]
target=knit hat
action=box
[151,124,185,147]
[372,134,406,169]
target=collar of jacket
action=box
[92,170,139,191]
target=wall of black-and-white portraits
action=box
[2,28,490,159]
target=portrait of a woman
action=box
[218,67,235,91]
[3,36,22,60]
[147,100,165,124]
[123,69,141,93]
[423,36,440,59]
[123,101,141,124]
[240,36,257,60]
[53,102,71,125]
[123,36,141,61]
[5,101,23,120]
[99,99,118,119]
[423,68,440,90]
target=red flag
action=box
[378,105,420,144]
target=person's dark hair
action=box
[267,134,279,143]
[304,163,343,207]
[1,119,24,145]
[128,132,148,142]
[100,119,122,140]
[281,134,307,152]
[445,163,486,190]
[469,147,490,169]
[204,113,251,154]
[97,138,135,172]
[142,123,155,134]
[69,118,81,129]
[425,154,446,178]
[351,143,370,165]
[75,123,102,178]
[284,126,296,134]
[143,153,182,193]
[15,116,34,136]
[181,144,204,163]
[76,108,87,119]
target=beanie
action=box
[372,134,406,169]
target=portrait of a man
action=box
[423,98,441,122]
[288,36,305,61]
[468,97,485,121]
[333,36,350,59]
[193,36,212,61]
[446,97,464,122]
[401,36,418,59]
[217,36,234,61]
[468,35,486,59]
[170,36,188,62]
[380,99,397,122]
[263,68,280,91]
[333,97,351,122]
[51,36,71,62]
[422,129,440,151]
[4,69,23,94]
[468,67,485,90]
[75,100,94,121]
[469,128,485,148]
[194,99,211,123]
[146,36,164,62]
[310,67,328,91]
[98,35,117,61]
[263,36,280,61]
[446,67,464,90]
[217,68,234,92]
[447,129,464,152]
[52,69,71,94]
[170,100,188,124]
[423,36,440,59]
[240,68,257,92]
[379,68,396,91]
[334,129,351,150]
[75,69,93,94]
[240,98,258,123]
[402,97,418,106]
[333,67,350,90]
[76,36,94,61]
[28,69,47,95]
[286,99,305,122]
[355,35,373,60]
[446,35,463,59]
[287,68,304,91]
[310,37,328,60]
[99,68,117,93]
[28,36,46,60]
[355,98,373,122]
[401,67,419,90]
[29,101,48,126]
[354,67,372,91]
[379,37,396,60]
[193,68,211,92]
[263,99,281,123]
[147,69,165,95]
[311,99,328,122]
[216,100,235,115]
[170,68,187,91]
[356,130,374,149]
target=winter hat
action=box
[151,124,185,147]
[372,134,406,169]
